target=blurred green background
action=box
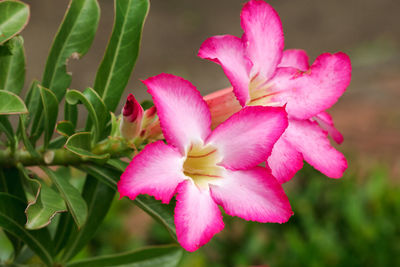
[1,0,400,266]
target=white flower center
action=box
[183,143,223,189]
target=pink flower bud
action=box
[120,94,144,140]
[204,87,242,129]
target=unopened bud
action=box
[120,94,144,140]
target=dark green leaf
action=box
[0,115,15,146]
[94,0,149,111]
[42,167,88,229]
[65,88,109,142]
[0,90,27,114]
[56,120,75,137]
[0,0,30,44]
[0,193,53,266]
[0,36,25,94]
[62,176,115,262]
[39,85,59,149]
[24,80,41,132]
[66,244,182,267]
[65,132,110,160]
[41,0,100,101]
[64,102,78,129]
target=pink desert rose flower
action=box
[118,73,293,252]
[198,0,351,183]
[120,93,144,141]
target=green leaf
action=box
[0,0,30,44]
[39,85,59,149]
[94,0,149,112]
[84,161,177,240]
[24,80,41,129]
[20,168,67,230]
[41,0,100,101]
[64,102,78,129]
[0,90,27,114]
[0,115,15,146]
[65,88,109,142]
[65,132,110,160]
[66,244,182,267]
[56,120,75,137]
[0,36,26,94]
[42,167,88,229]
[62,176,116,262]
[0,193,53,266]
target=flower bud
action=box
[204,87,242,129]
[120,94,144,141]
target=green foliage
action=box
[0,36,25,94]
[38,86,59,150]
[0,90,27,114]
[94,0,149,112]
[0,0,29,44]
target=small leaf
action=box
[94,0,149,112]
[65,132,110,160]
[0,193,54,266]
[0,90,27,114]
[39,85,59,149]
[0,115,15,146]
[66,244,182,267]
[42,0,100,101]
[42,167,88,229]
[64,102,78,129]
[0,36,26,94]
[65,88,109,142]
[56,120,75,137]
[0,0,30,44]
[19,168,67,230]
[62,176,115,261]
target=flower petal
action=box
[285,119,347,178]
[269,52,351,120]
[314,111,344,144]
[210,167,293,223]
[241,0,284,80]
[198,35,251,106]
[204,87,242,129]
[143,74,211,153]
[175,180,224,252]
[267,136,304,184]
[278,49,309,71]
[118,141,186,203]
[207,106,288,170]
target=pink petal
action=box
[198,35,251,106]
[210,167,293,223]
[207,106,288,170]
[267,136,304,184]
[175,180,224,252]
[278,49,309,71]
[269,52,352,119]
[241,0,284,80]
[118,141,186,204]
[314,111,344,144]
[143,74,211,153]
[285,119,347,178]
[203,87,242,129]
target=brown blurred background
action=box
[23,0,400,176]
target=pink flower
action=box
[198,0,351,182]
[118,73,293,251]
[120,94,144,140]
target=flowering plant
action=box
[0,0,350,265]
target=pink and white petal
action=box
[267,136,304,184]
[210,167,293,223]
[278,49,309,71]
[143,74,211,153]
[118,141,186,204]
[198,35,252,106]
[285,119,347,178]
[314,111,344,144]
[175,180,224,252]
[207,106,288,170]
[240,0,284,80]
[269,52,352,120]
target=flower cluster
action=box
[118,0,351,252]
